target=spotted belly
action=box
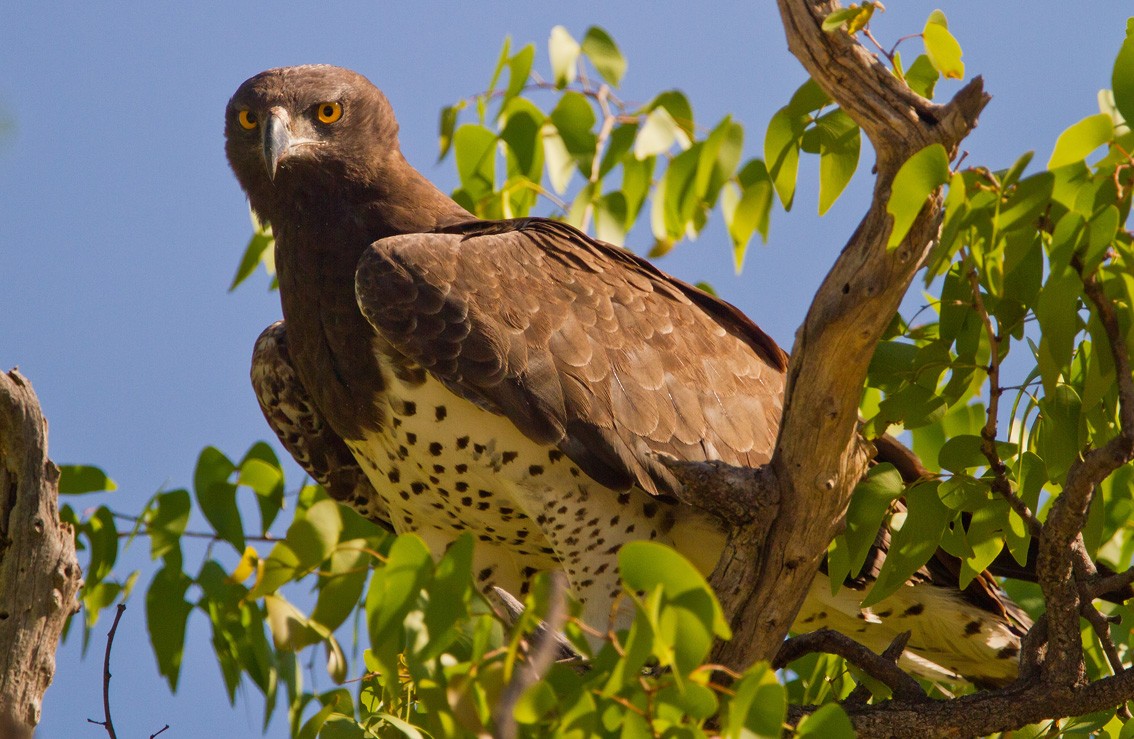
[343,365,1022,685]
[343,367,725,632]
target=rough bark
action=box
[0,370,83,738]
[704,0,990,670]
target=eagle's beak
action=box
[263,108,291,182]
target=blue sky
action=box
[2,3,1131,736]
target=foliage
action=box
[59,12,1134,737]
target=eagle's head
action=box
[225,65,400,220]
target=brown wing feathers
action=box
[356,218,786,497]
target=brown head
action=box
[225,65,401,222]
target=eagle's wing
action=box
[354,218,788,497]
[251,321,392,529]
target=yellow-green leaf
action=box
[1047,113,1114,170]
[886,143,950,248]
[923,14,964,80]
[581,26,626,86]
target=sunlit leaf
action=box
[229,545,259,584]
[1111,30,1134,130]
[1048,114,1114,170]
[59,464,117,494]
[548,26,581,88]
[815,108,860,214]
[886,143,949,248]
[923,12,965,79]
[581,26,626,86]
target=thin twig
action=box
[150,726,170,738]
[964,258,1042,536]
[86,603,126,739]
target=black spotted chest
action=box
[344,368,638,566]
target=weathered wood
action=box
[0,370,83,738]
[704,0,989,669]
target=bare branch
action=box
[86,603,126,739]
[774,628,925,703]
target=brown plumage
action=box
[227,64,1030,685]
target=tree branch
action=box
[703,0,990,669]
[773,628,925,703]
[0,370,83,739]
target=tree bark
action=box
[705,0,990,669]
[0,369,83,738]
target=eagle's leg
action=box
[251,321,392,528]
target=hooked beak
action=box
[262,108,291,182]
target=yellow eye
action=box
[238,110,258,130]
[316,102,342,124]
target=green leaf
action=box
[59,464,117,494]
[815,108,860,214]
[147,564,193,690]
[905,54,940,99]
[833,464,904,587]
[543,128,574,195]
[723,662,785,739]
[619,541,730,640]
[239,442,285,534]
[265,593,320,650]
[549,91,597,173]
[500,102,544,181]
[1048,114,1114,170]
[229,218,274,292]
[861,481,950,607]
[1000,171,1054,232]
[581,26,626,86]
[453,124,497,200]
[437,103,463,161]
[1111,30,1134,132]
[723,160,773,272]
[148,489,190,562]
[287,499,343,569]
[1036,384,1084,483]
[504,44,534,102]
[650,90,695,141]
[84,506,119,586]
[764,105,803,210]
[959,501,1008,588]
[193,446,244,553]
[548,25,580,88]
[923,13,964,79]
[796,703,855,737]
[886,143,950,248]
[634,106,685,159]
[366,534,433,653]
[595,191,628,246]
[822,5,876,34]
[1034,264,1082,395]
[310,541,369,633]
[695,116,744,207]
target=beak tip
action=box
[262,111,290,182]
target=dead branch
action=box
[0,369,83,739]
